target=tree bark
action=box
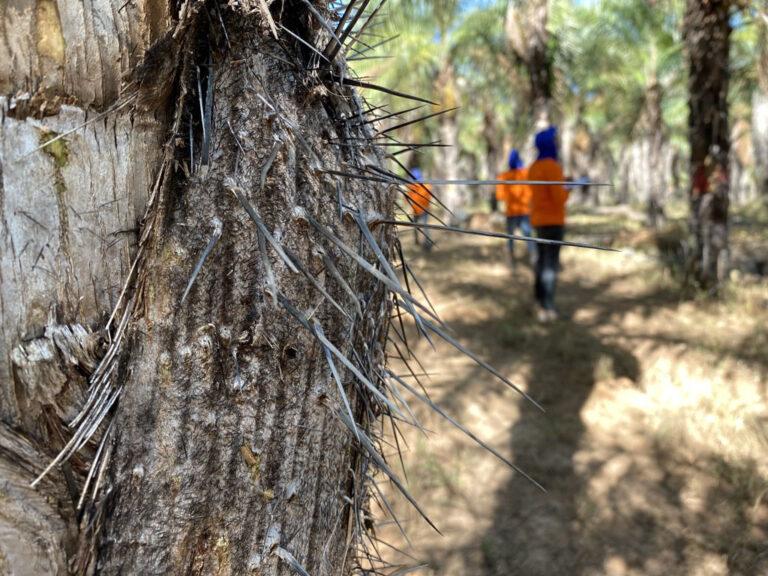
[504,0,553,129]
[753,13,768,197]
[632,81,668,227]
[435,63,464,223]
[1,2,394,574]
[1,1,168,572]
[683,0,732,290]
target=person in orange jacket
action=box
[406,168,434,251]
[496,149,536,265]
[528,126,569,321]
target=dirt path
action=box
[378,228,768,576]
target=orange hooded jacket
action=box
[406,183,432,216]
[528,159,569,227]
[495,167,532,217]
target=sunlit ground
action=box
[376,208,768,576]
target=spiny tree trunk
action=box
[753,11,768,197]
[1,2,395,574]
[504,0,553,129]
[684,0,732,290]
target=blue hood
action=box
[535,126,559,161]
[410,167,423,182]
[507,149,523,170]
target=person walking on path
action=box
[406,168,434,251]
[528,126,569,322]
[496,149,536,267]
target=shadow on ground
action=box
[402,234,768,576]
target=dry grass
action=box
[377,211,768,576]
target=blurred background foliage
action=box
[351,0,765,209]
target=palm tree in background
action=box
[554,0,686,212]
[505,0,554,127]
[683,0,733,289]
[753,2,768,196]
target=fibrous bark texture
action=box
[1,2,397,574]
[97,13,394,575]
[1,1,167,572]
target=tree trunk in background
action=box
[753,13,768,197]
[436,63,465,223]
[636,81,667,227]
[684,0,732,290]
[483,110,502,210]
[1,2,393,574]
[483,110,502,181]
[504,0,553,129]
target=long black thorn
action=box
[329,75,438,105]
[280,24,331,62]
[214,3,231,51]
[195,66,207,165]
[387,336,432,403]
[188,111,195,173]
[329,0,371,62]
[202,52,215,165]
[356,33,401,55]
[382,221,619,252]
[326,141,449,149]
[326,0,358,58]
[353,104,424,128]
[352,210,439,343]
[303,210,445,331]
[346,0,389,53]
[181,219,223,303]
[392,374,546,492]
[378,107,458,136]
[347,54,393,61]
[396,237,440,319]
[337,409,442,534]
[369,163,454,220]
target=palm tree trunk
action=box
[1,3,393,574]
[483,110,501,210]
[684,0,732,290]
[753,13,768,197]
[504,0,553,128]
[644,81,667,228]
[1,2,169,571]
[436,63,464,223]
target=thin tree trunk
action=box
[684,0,732,290]
[1,2,394,574]
[483,110,501,210]
[753,13,768,197]
[436,63,464,223]
[641,81,667,228]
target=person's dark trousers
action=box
[534,225,565,311]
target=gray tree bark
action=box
[1,2,394,574]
